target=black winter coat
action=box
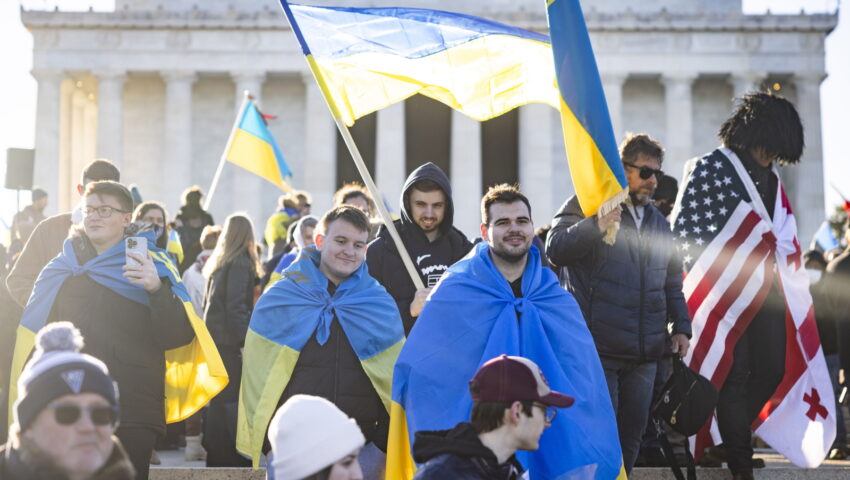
[278,285,388,450]
[546,196,691,362]
[412,423,523,480]
[203,251,258,350]
[47,234,195,434]
[367,163,472,334]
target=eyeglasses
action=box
[624,162,664,181]
[51,404,119,427]
[533,402,558,423]
[83,205,129,218]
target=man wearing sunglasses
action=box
[546,133,692,474]
[2,322,135,479]
[412,355,573,480]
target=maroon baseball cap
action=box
[469,355,574,408]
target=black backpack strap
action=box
[657,427,696,480]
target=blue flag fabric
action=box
[392,242,623,479]
[251,246,404,356]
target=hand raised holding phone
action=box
[123,237,162,293]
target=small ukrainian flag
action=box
[225,98,293,192]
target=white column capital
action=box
[92,69,127,83]
[794,71,827,89]
[161,70,198,85]
[728,71,767,98]
[231,70,267,84]
[601,73,629,87]
[31,69,65,85]
[661,71,698,87]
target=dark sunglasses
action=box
[51,404,119,426]
[624,162,663,181]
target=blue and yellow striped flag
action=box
[547,0,628,222]
[225,99,293,192]
[279,1,560,126]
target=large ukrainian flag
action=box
[547,0,627,222]
[279,1,560,126]
[225,99,293,192]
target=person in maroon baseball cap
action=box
[410,355,573,480]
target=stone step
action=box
[149,466,850,480]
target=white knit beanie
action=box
[268,395,365,480]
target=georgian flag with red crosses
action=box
[671,147,835,467]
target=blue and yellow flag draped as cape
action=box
[387,243,625,479]
[279,1,560,126]
[547,0,627,221]
[226,98,293,192]
[237,246,405,467]
[8,230,228,426]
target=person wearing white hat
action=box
[267,394,365,480]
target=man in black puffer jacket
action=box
[367,163,473,334]
[546,133,691,474]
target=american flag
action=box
[672,147,835,467]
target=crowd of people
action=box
[1,91,849,480]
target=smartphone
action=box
[125,236,147,267]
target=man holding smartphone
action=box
[14,181,195,480]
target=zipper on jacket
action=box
[638,226,646,362]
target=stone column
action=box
[450,110,482,235]
[793,72,826,243]
[519,103,556,226]
[729,72,766,100]
[601,73,627,143]
[94,70,127,169]
[162,70,197,212]
[662,72,697,180]
[31,69,64,216]
[375,101,406,213]
[302,73,336,215]
[231,70,267,229]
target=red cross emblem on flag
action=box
[803,388,828,421]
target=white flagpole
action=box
[204,91,252,211]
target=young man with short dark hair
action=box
[238,205,405,475]
[412,355,572,479]
[7,159,121,307]
[388,185,622,479]
[367,162,472,334]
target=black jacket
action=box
[203,251,258,350]
[546,196,691,362]
[174,206,215,273]
[46,234,195,434]
[412,423,523,480]
[278,283,388,450]
[826,248,850,374]
[0,437,135,480]
[367,163,473,333]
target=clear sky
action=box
[1,0,847,243]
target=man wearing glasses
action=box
[411,355,572,480]
[2,322,134,479]
[15,181,194,479]
[546,133,692,473]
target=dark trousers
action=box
[203,347,250,467]
[117,426,158,480]
[716,287,786,474]
[601,357,658,473]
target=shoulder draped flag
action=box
[386,243,626,479]
[236,246,405,467]
[8,230,228,426]
[279,1,560,126]
[225,98,293,192]
[672,148,835,466]
[546,0,628,224]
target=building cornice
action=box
[20,7,838,34]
